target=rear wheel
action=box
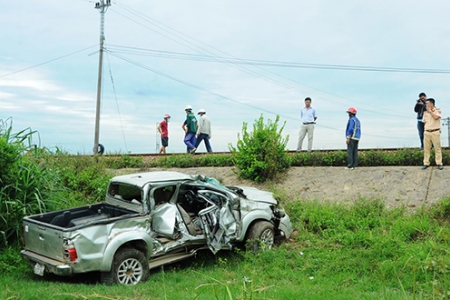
[246,221,275,253]
[101,248,149,285]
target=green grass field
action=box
[2,198,449,300]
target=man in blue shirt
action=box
[296,97,318,153]
[345,107,361,170]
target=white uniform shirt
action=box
[197,114,211,138]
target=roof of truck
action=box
[109,171,196,187]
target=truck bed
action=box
[25,202,139,229]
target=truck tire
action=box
[246,221,275,253]
[100,248,149,285]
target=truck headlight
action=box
[274,208,286,218]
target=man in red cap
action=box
[345,107,361,170]
[157,114,171,154]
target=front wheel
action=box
[246,221,275,253]
[101,248,149,285]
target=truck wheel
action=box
[246,221,275,253]
[101,248,149,285]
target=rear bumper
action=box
[21,250,72,276]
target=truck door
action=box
[150,185,178,239]
[197,191,237,254]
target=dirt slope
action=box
[116,166,449,209]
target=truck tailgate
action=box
[23,219,65,261]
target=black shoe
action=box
[421,165,429,170]
[438,165,444,170]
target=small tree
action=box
[229,114,290,182]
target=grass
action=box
[2,197,449,299]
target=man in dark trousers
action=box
[181,105,197,153]
[345,107,361,170]
[414,92,427,150]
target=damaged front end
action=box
[235,186,293,242]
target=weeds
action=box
[0,119,59,246]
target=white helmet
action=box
[198,108,206,114]
[184,105,193,111]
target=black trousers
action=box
[347,139,359,168]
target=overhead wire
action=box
[105,46,450,74]
[105,51,129,152]
[0,45,97,79]
[111,2,393,118]
[106,50,407,140]
[108,6,319,101]
[109,2,414,118]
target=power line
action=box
[106,51,410,141]
[106,46,450,74]
[0,45,97,79]
[106,44,410,119]
[107,4,413,118]
[105,51,128,152]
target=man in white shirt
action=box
[193,108,212,153]
[296,97,318,153]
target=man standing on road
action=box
[296,97,317,153]
[414,92,427,150]
[194,108,212,153]
[157,114,171,154]
[182,105,197,154]
[345,107,361,170]
[422,98,443,170]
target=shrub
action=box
[228,114,290,182]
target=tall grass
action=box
[0,118,111,247]
[284,197,450,299]
[0,118,59,246]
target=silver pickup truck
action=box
[21,171,293,285]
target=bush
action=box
[228,114,290,182]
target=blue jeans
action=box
[417,121,424,149]
[184,133,196,152]
[195,133,213,152]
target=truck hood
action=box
[236,186,277,205]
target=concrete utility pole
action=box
[93,0,111,155]
[443,117,450,148]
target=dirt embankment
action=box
[115,166,449,209]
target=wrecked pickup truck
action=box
[21,171,293,285]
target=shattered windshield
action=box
[204,177,245,198]
[204,177,234,193]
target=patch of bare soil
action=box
[112,166,449,209]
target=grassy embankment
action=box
[1,152,449,299]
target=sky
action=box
[1,0,450,154]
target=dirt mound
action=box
[115,166,449,209]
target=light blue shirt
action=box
[301,107,317,123]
